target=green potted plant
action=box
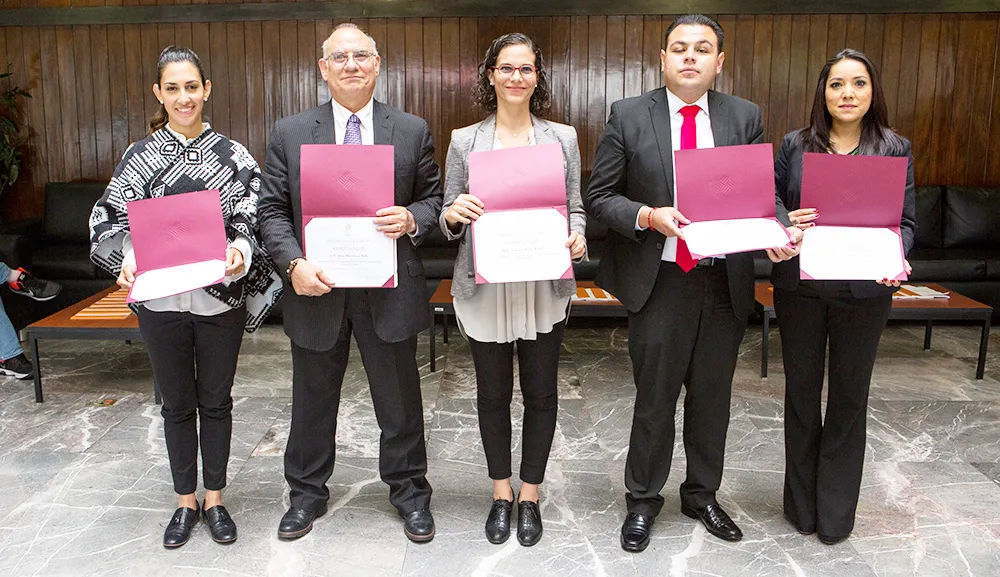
[0,65,32,203]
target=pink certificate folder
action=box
[468,142,573,284]
[800,153,908,280]
[300,144,395,218]
[300,144,396,288]
[673,143,791,259]
[125,189,227,303]
[674,143,777,221]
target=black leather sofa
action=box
[904,185,1000,314]
[2,182,115,328]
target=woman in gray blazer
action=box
[440,32,586,547]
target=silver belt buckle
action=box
[696,257,716,267]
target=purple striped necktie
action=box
[344,114,362,145]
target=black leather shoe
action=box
[516,499,543,547]
[818,533,849,545]
[277,504,327,540]
[203,503,238,544]
[485,499,513,544]
[163,504,200,549]
[682,503,743,542]
[620,512,653,552]
[402,508,435,543]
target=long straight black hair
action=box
[799,48,905,156]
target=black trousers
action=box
[467,319,566,485]
[774,282,892,538]
[137,305,245,495]
[284,289,431,514]
[624,262,746,517]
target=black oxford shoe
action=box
[682,503,743,542]
[620,512,654,552]
[203,503,238,544]
[516,500,543,547]
[485,499,513,544]
[277,504,328,540]
[401,508,435,543]
[163,504,200,549]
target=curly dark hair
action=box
[472,33,551,117]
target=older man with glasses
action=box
[258,22,443,542]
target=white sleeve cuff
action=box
[121,233,137,268]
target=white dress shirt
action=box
[638,88,716,262]
[121,123,253,315]
[332,97,375,145]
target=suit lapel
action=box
[649,90,675,205]
[532,116,557,146]
[373,100,394,145]
[708,90,732,147]
[311,100,336,145]
[470,115,496,153]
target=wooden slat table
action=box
[427,279,626,372]
[755,282,993,379]
[25,286,159,403]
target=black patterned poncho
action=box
[89,127,282,332]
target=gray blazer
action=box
[439,115,586,300]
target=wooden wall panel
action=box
[2,12,1000,222]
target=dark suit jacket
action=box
[584,88,764,319]
[770,130,916,298]
[257,100,444,350]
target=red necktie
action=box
[674,104,700,272]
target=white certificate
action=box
[799,226,905,281]
[681,217,790,259]
[304,217,397,288]
[472,208,572,284]
[129,259,227,302]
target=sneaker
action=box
[0,353,34,380]
[8,268,62,301]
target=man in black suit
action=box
[585,14,799,552]
[258,23,442,543]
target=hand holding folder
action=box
[673,143,792,259]
[467,142,573,284]
[300,144,398,288]
[125,189,227,303]
[798,153,908,281]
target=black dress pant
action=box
[284,289,431,514]
[774,282,892,538]
[137,305,245,495]
[624,261,746,517]
[467,319,566,485]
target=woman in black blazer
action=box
[768,48,915,545]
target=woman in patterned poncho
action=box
[89,46,281,549]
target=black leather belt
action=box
[695,257,720,267]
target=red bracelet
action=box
[647,207,658,231]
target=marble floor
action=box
[1,318,1000,576]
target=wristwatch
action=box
[286,258,302,281]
